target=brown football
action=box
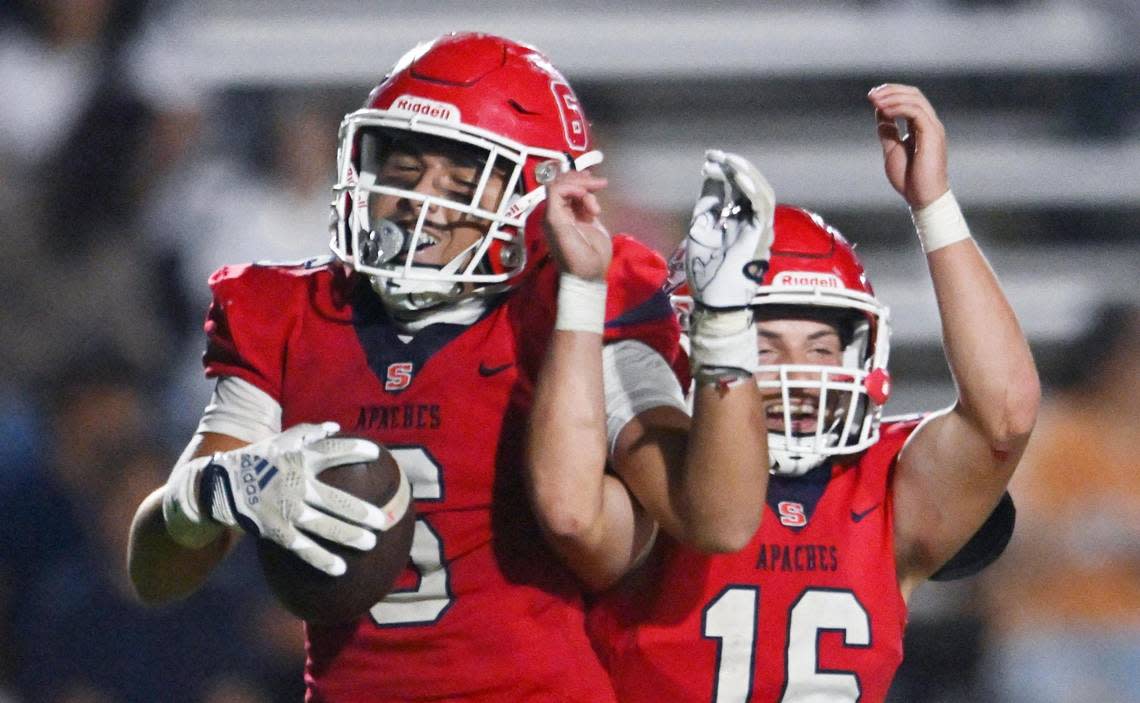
[257,445,415,624]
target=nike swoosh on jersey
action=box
[478,362,515,377]
[851,503,882,522]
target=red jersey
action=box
[203,236,681,703]
[588,418,922,703]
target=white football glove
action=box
[684,151,776,377]
[163,422,396,576]
[684,149,776,310]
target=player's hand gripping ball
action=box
[257,441,415,624]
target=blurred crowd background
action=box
[0,0,1136,701]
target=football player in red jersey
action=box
[528,84,1039,701]
[125,32,771,702]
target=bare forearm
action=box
[928,240,1040,445]
[128,488,233,604]
[526,331,659,589]
[544,476,656,592]
[527,330,608,541]
[683,382,768,551]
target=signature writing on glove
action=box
[688,200,752,293]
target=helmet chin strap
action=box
[371,276,464,314]
[369,239,482,313]
[769,443,829,477]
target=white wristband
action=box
[689,308,757,376]
[910,190,972,253]
[555,273,607,334]
[162,454,226,549]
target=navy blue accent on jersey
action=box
[766,462,831,531]
[604,290,673,329]
[258,467,279,489]
[930,491,1016,581]
[350,279,489,395]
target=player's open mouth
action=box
[414,233,441,252]
[766,402,818,433]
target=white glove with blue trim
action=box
[163,422,397,576]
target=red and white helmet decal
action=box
[550,81,589,151]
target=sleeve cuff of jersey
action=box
[603,339,689,456]
[606,389,690,456]
[196,376,282,443]
[930,492,1016,582]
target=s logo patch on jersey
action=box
[778,501,807,528]
[385,362,414,391]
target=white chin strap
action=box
[769,442,829,477]
[369,251,473,313]
[371,276,465,313]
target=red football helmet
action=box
[670,205,892,476]
[330,32,600,311]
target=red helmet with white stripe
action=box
[331,32,599,311]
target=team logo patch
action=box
[773,271,843,289]
[778,501,808,528]
[390,94,461,123]
[385,362,414,391]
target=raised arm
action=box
[526,155,771,591]
[868,84,1041,592]
[525,168,655,591]
[614,151,772,553]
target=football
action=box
[257,445,415,624]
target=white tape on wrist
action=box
[689,309,757,376]
[555,273,607,334]
[162,454,225,549]
[910,190,972,253]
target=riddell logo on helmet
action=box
[391,95,461,123]
[774,271,844,289]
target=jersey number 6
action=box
[369,446,451,627]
